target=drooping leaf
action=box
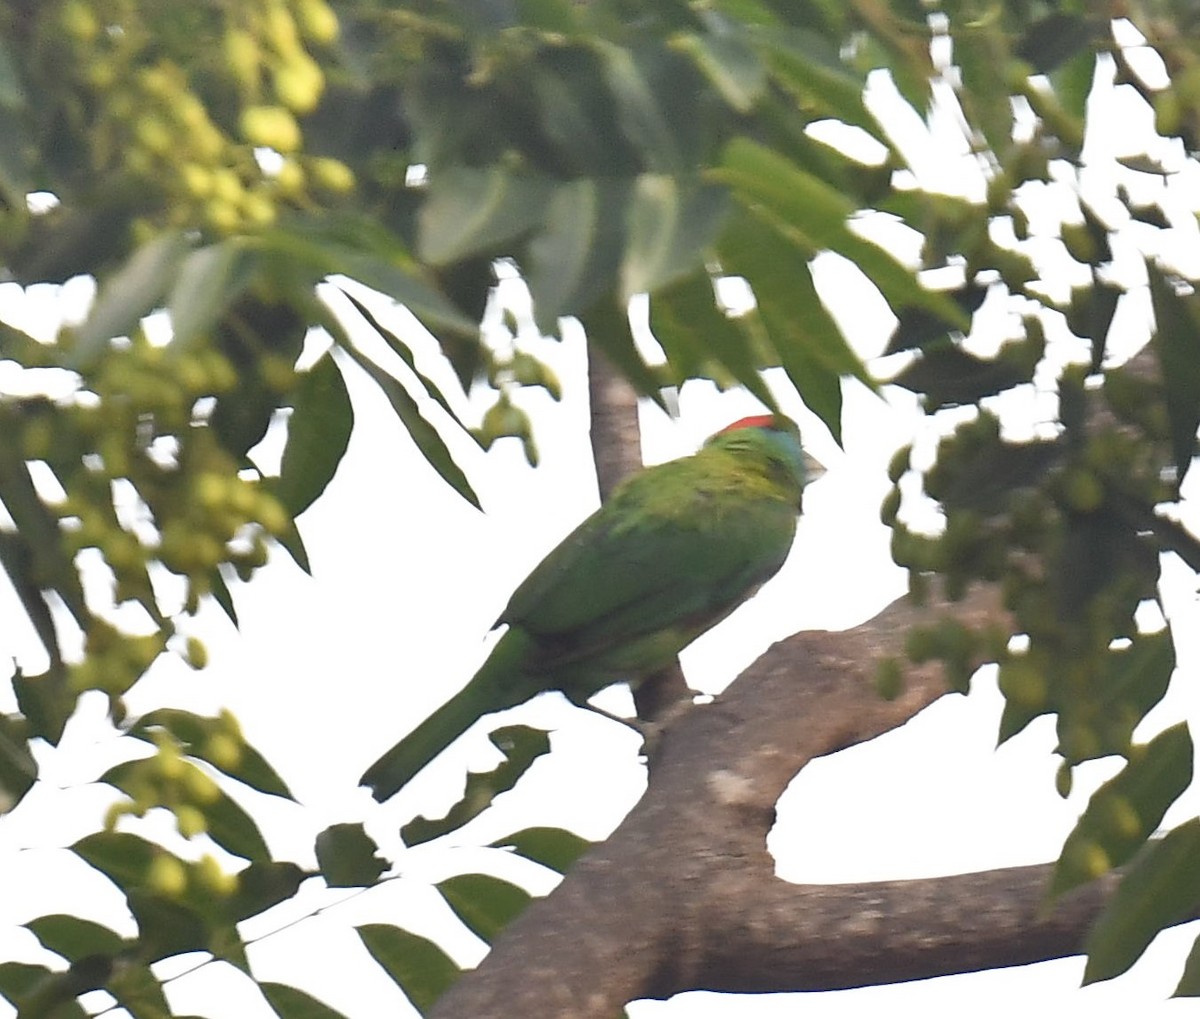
[0,961,90,1019]
[130,708,293,798]
[753,25,876,134]
[716,211,869,440]
[326,312,480,509]
[101,757,271,861]
[71,831,160,891]
[11,662,75,746]
[525,178,632,332]
[167,240,260,350]
[355,924,460,1015]
[621,176,730,301]
[1147,262,1200,491]
[106,958,170,1019]
[491,826,591,873]
[26,915,126,964]
[211,566,240,627]
[260,982,353,1019]
[337,289,466,427]
[1052,723,1193,896]
[276,352,354,518]
[68,233,190,370]
[885,284,989,354]
[417,165,555,266]
[314,823,387,888]
[125,892,210,963]
[649,270,751,386]
[227,861,307,922]
[891,339,1042,410]
[437,873,533,943]
[717,139,970,327]
[598,42,691,174]
[0,710,36,811]
[675,29,767,113]
[0,447,90,630]
[1176,930,1200,996]
[401,725,551,847]
[1084,819,1200,985]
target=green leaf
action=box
[228,861,307,922]
[26,915,125,961]
[338,290,465,426]
[1147,262,1200,491]
[1020,14,1100,75]
[314,823,387,888]
[167,240,259,350]
[101,757,271,861]
[106,959,170,1019]
[325,249,479,339]
[1085,819,1200,985]
[491,826,591,873]
[1176,930,1200,997]
[273,517,312,575]
[11,662,75,746]
[885,284,989,354]
[515,0,579,33]
[525,178,632,332]
[334,331,480,509]
[68,233,190,370]
[276,353,354,517]
[598,42,687,173]
[402,726,551,847]
[1052,723,1194,897]
[752,26,876,134]
[891,340,1042,410]
[1092,632,1176,733]
[438,873,532,943]
[130,708,293,798]
[621,176,730,301]
[648,270,777,410]
[260,982,353,1019]
[355,924,460,1015]
[417,165,554,266]
[72,831,160,891]
[674,29,766,113]
[211,566,240,627]
[0,37,26,109]
[716,211,869,440]
[716,139,970,327]
[0,446,90,631]
[125,892,210,963]
[0,962,90,1018]
[0,711,35,812]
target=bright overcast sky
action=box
[3,21,1200,1017]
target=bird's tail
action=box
[360,628,538,802]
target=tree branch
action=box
[429,582,1189,1017]
[585,338,690,721]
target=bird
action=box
[361,413,808,801]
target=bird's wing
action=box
[499,456,797,656]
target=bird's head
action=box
[706,414,808,492]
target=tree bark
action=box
[586,338,691,721]
[428,581,1191,1017]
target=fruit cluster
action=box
[41,0,352,239]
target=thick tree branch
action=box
[428,583,1187,1018]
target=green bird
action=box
[361,414,807,801]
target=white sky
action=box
[3,19,1200,1017]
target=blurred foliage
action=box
[2,0,1200,1015]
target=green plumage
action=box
[362,414,807,801]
